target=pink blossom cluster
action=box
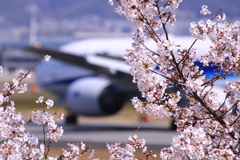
[200,5,211,15]
[31,98,64,143]
[110,0,240,159]
[107,134,156,159]
[60,143,95,159]
[0,56,95,159]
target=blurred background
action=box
[0,0,239,158]
[0,0,239,122]
[0,0,238,121]
[0,0,238,72]
[0,0,239,43]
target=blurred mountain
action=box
[0,0,119,26]
[0,0,238,26]
[0,0,238,42]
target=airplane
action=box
[26,37,138,124]
[25,35,233,129]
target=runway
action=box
[25,122,178,151]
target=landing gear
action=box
[66,113,77,124]
[170,119,177,130]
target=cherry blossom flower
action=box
[200,5,211,15]
[45,99,54,109]
[88,149,95,159]
[36,96,44,103]
[44,55,51,61]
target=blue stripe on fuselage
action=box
[39,74,98,87]
[194,61,234,79]
[154,60,235,80]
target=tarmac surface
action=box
[25,122,178,151]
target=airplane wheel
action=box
[170,119,177,130]
[66,114,77,124]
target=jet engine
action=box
[65,77,125,116]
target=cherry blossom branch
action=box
[110,0,240,158]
